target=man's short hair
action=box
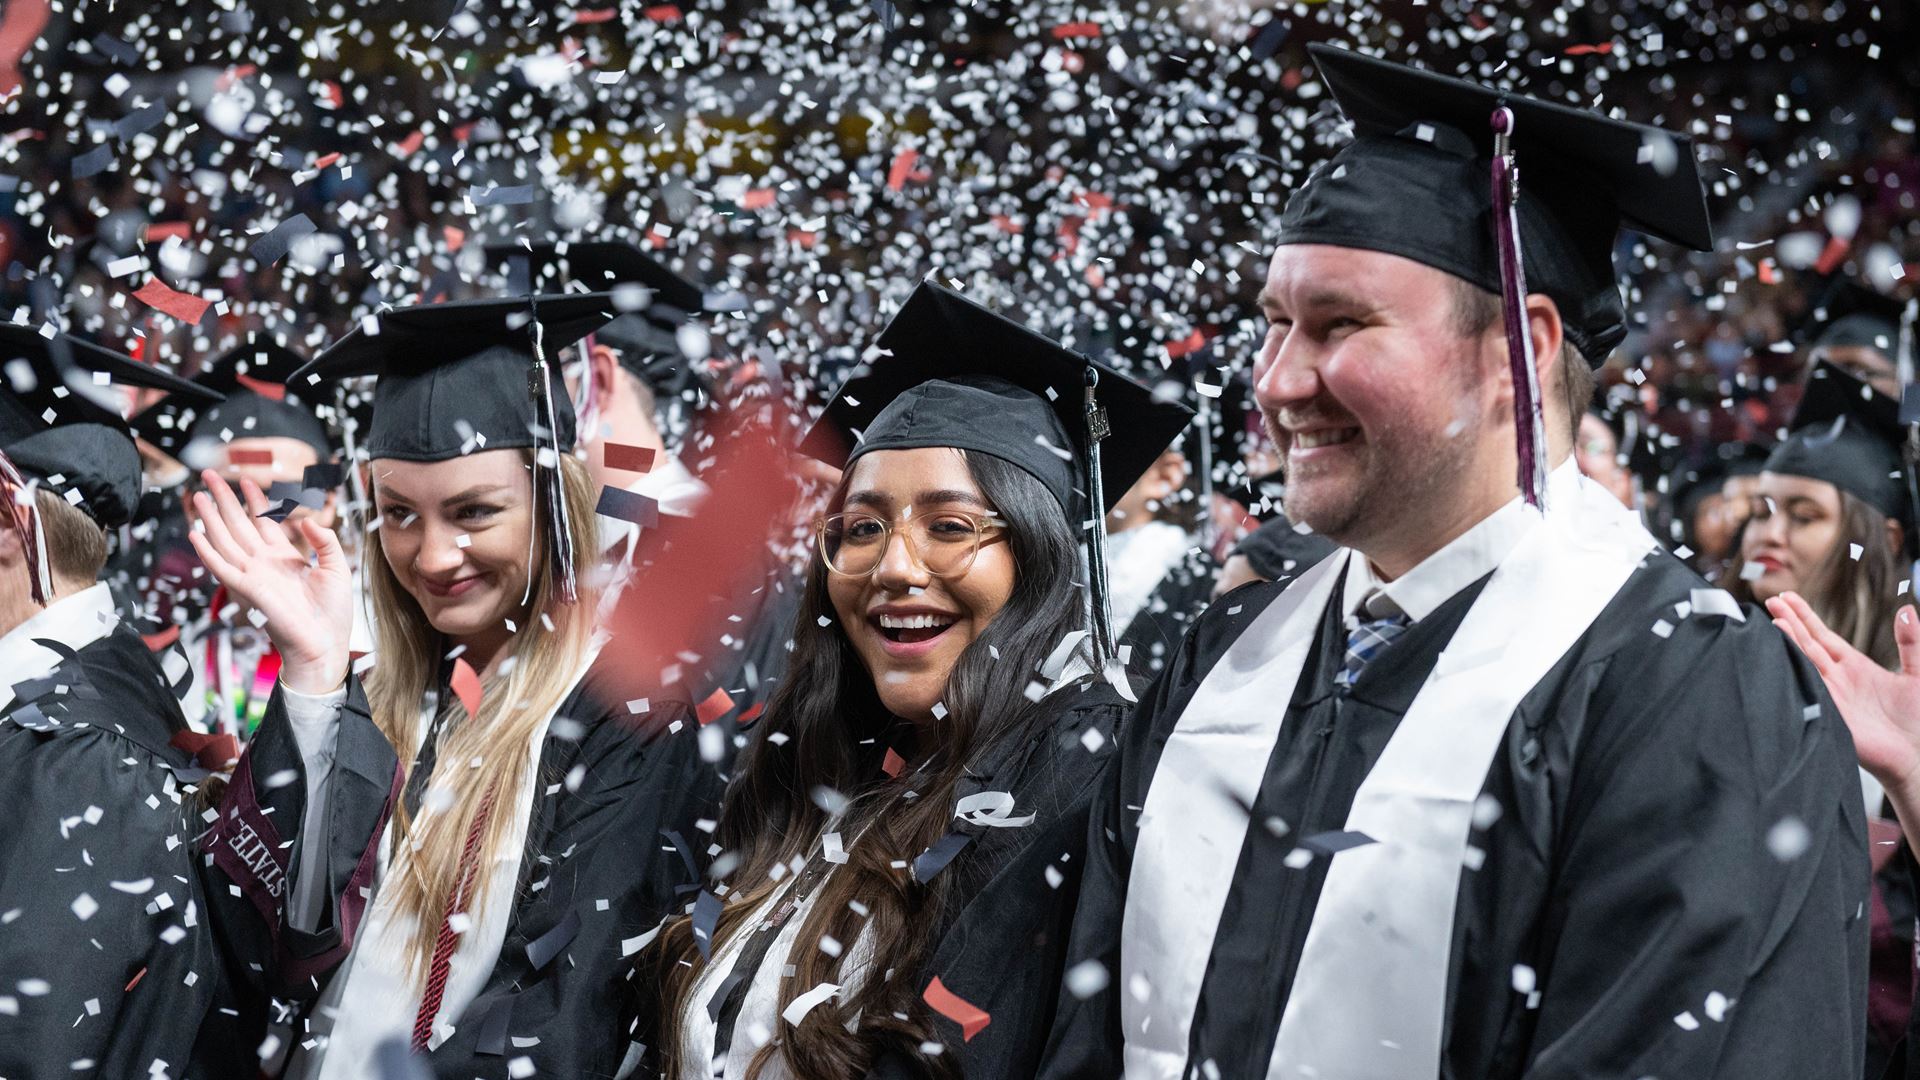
[1449,278,1594,441]
[35,489,109,584]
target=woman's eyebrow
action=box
[440,483,512,507]
[842,489,988,511]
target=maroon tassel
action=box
[1490,105,1550,510]
[0,449,49,605]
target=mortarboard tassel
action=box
[1193,380,1218,553]
[1490,105,1550,510]
[0,449,50,605]
[526,314,580,606]
[1083,366,1116,665]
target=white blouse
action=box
[674,833,875,1080]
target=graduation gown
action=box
[1117,543,1219,680]
[645,675,1130,1080]
[874,676,1132,1080]
[0,621,236,1079]
[201,658,726,1079]
[1043,544,1868,1078]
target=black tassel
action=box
[1084,365,1115,664]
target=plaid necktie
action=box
[1336,612,1411,689]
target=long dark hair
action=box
[652,449,1086,1079]
[1727,486,1913,669]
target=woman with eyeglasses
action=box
[632,283,1191,1080]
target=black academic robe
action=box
[0,625,235,1079]
[1043,551,1869,1079]
[1118,546,1219,680]
[200,658,727,1078]
[636,676,1130,1080]
[873,676,1132,1080]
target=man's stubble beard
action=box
[1268,393,1487,553]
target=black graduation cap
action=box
[489,239,742,404]
[1804,281,1911,365]
[130,335,333,462]
[801,282,1193,516]
[1764,361,1911,529]
[1282,44,1714,366]
[0,323,223,530]
[1673,441,1772,522]
[801,282,1193,661]
[288,294,617,462]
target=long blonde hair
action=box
[363,450,601,978]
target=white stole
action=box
[1121,477,1656,1080]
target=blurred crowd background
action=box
[1,0,1916,545]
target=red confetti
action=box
[1074,191,1115,216]
[1814,234,1851,275]
[321,82,343,109]
[887,148,920,192]
[602,442,658,475]
[217,63,256,91]
[882,747,905,778]
[739,702,765,726]
[571,6,618,22]
[740,188,777,210]
[991,215,1024,235]
[598,399,802,708]
[450,658,482,721]
[1165,328,1209,360]
[141,625,181,651]
[392,129,425,158]
[1564,42,1615,55]
[1757,259,1779,286]
[1050,21,1101,39]
[145,222,190,242]
[697,687,735,726]
[644,3,682,21]
[234,372,286,401]
[132,277,211,324]
[311,152,341,171]
[924,977,991,1041]
[124,967,147,992]
[228,447,274,466]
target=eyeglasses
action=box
[815,509,1009,579]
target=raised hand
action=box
[1768,591,1920,805]
[187,469,354,695]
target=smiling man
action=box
[1042,46,1867,1080]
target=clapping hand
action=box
[1768,591,1920,805]
[187,470,353,695]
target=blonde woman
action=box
[195,296,720,1077]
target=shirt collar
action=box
[0,583,119,710]
[1340,460,1583,625]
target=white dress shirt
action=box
[1338,461,1583,626]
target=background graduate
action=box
[1740,359,1920,1076]
[1042,45,1867,1080]
[636,281,1189,1080]
[191,294,723,1077]
[0,326,232,1076]
[129,334,350,738]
